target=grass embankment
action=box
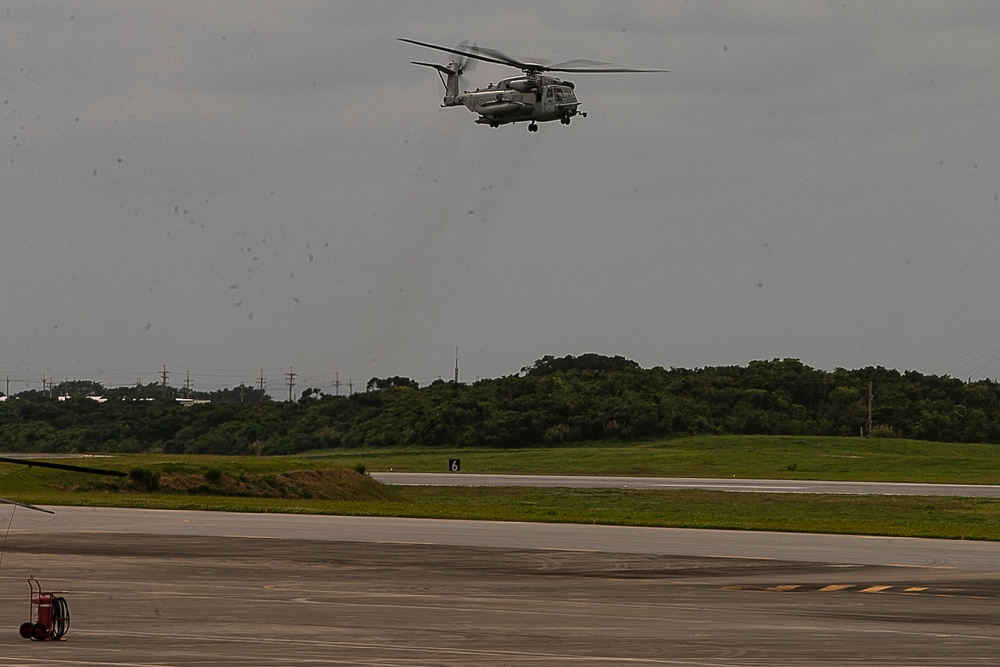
[2,435,999,540]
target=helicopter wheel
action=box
[560,116,571,125]
[528,123,538,132]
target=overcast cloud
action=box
[2,1,1000,394]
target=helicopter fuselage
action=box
[446,75,581,128]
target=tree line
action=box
[2,355,999,455]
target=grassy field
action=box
[2,435,999,540]
[298,434,1000,484]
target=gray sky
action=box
[3,1,1000,394]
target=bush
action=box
[129,467,161,491]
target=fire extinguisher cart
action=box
[18,576,70,641]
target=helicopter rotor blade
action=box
[400,38,666,75]
[0,497,54,514]
[0,455,126,477]
[399,38,500,68]
[400,38,531,71]
[544,57,666,72]
[469,45,545,72]
[546,65,668,73]
[504,51,667,73]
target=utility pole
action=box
[347,378,354,395]
[454,346,459,383]
[257,370,266,396]
[866,381,873,439]
[184,370,193,398]
[161,365,169,400]
[285,367,296,402]
[333,372,341,396]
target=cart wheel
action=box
[31,622,47,640]
[19,622,33,639]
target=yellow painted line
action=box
[818,584,854,592]
[860,585,892,593]
[903,587,927,593]
[766,585,801,591]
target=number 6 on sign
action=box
[448,459,461,472]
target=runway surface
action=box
[0,507,997,665]
[373,472,1000,496]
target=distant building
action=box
[176,398,211,406]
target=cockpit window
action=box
[549,86,573,102]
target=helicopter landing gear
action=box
[528,122,538,132]
[489,118,499,128]
[560,115,571,125]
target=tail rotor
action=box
[452,40,478,84]
[406,39,478,106]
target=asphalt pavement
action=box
[0,508,996,665]
[373,471,1000,496]
[0,507,1000,667]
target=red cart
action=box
[18,576,70,641]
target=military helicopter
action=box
[399,38,665,132]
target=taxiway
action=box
[0,507,996,665]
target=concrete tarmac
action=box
[0,509,998,665]
[374,472,1000,496]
